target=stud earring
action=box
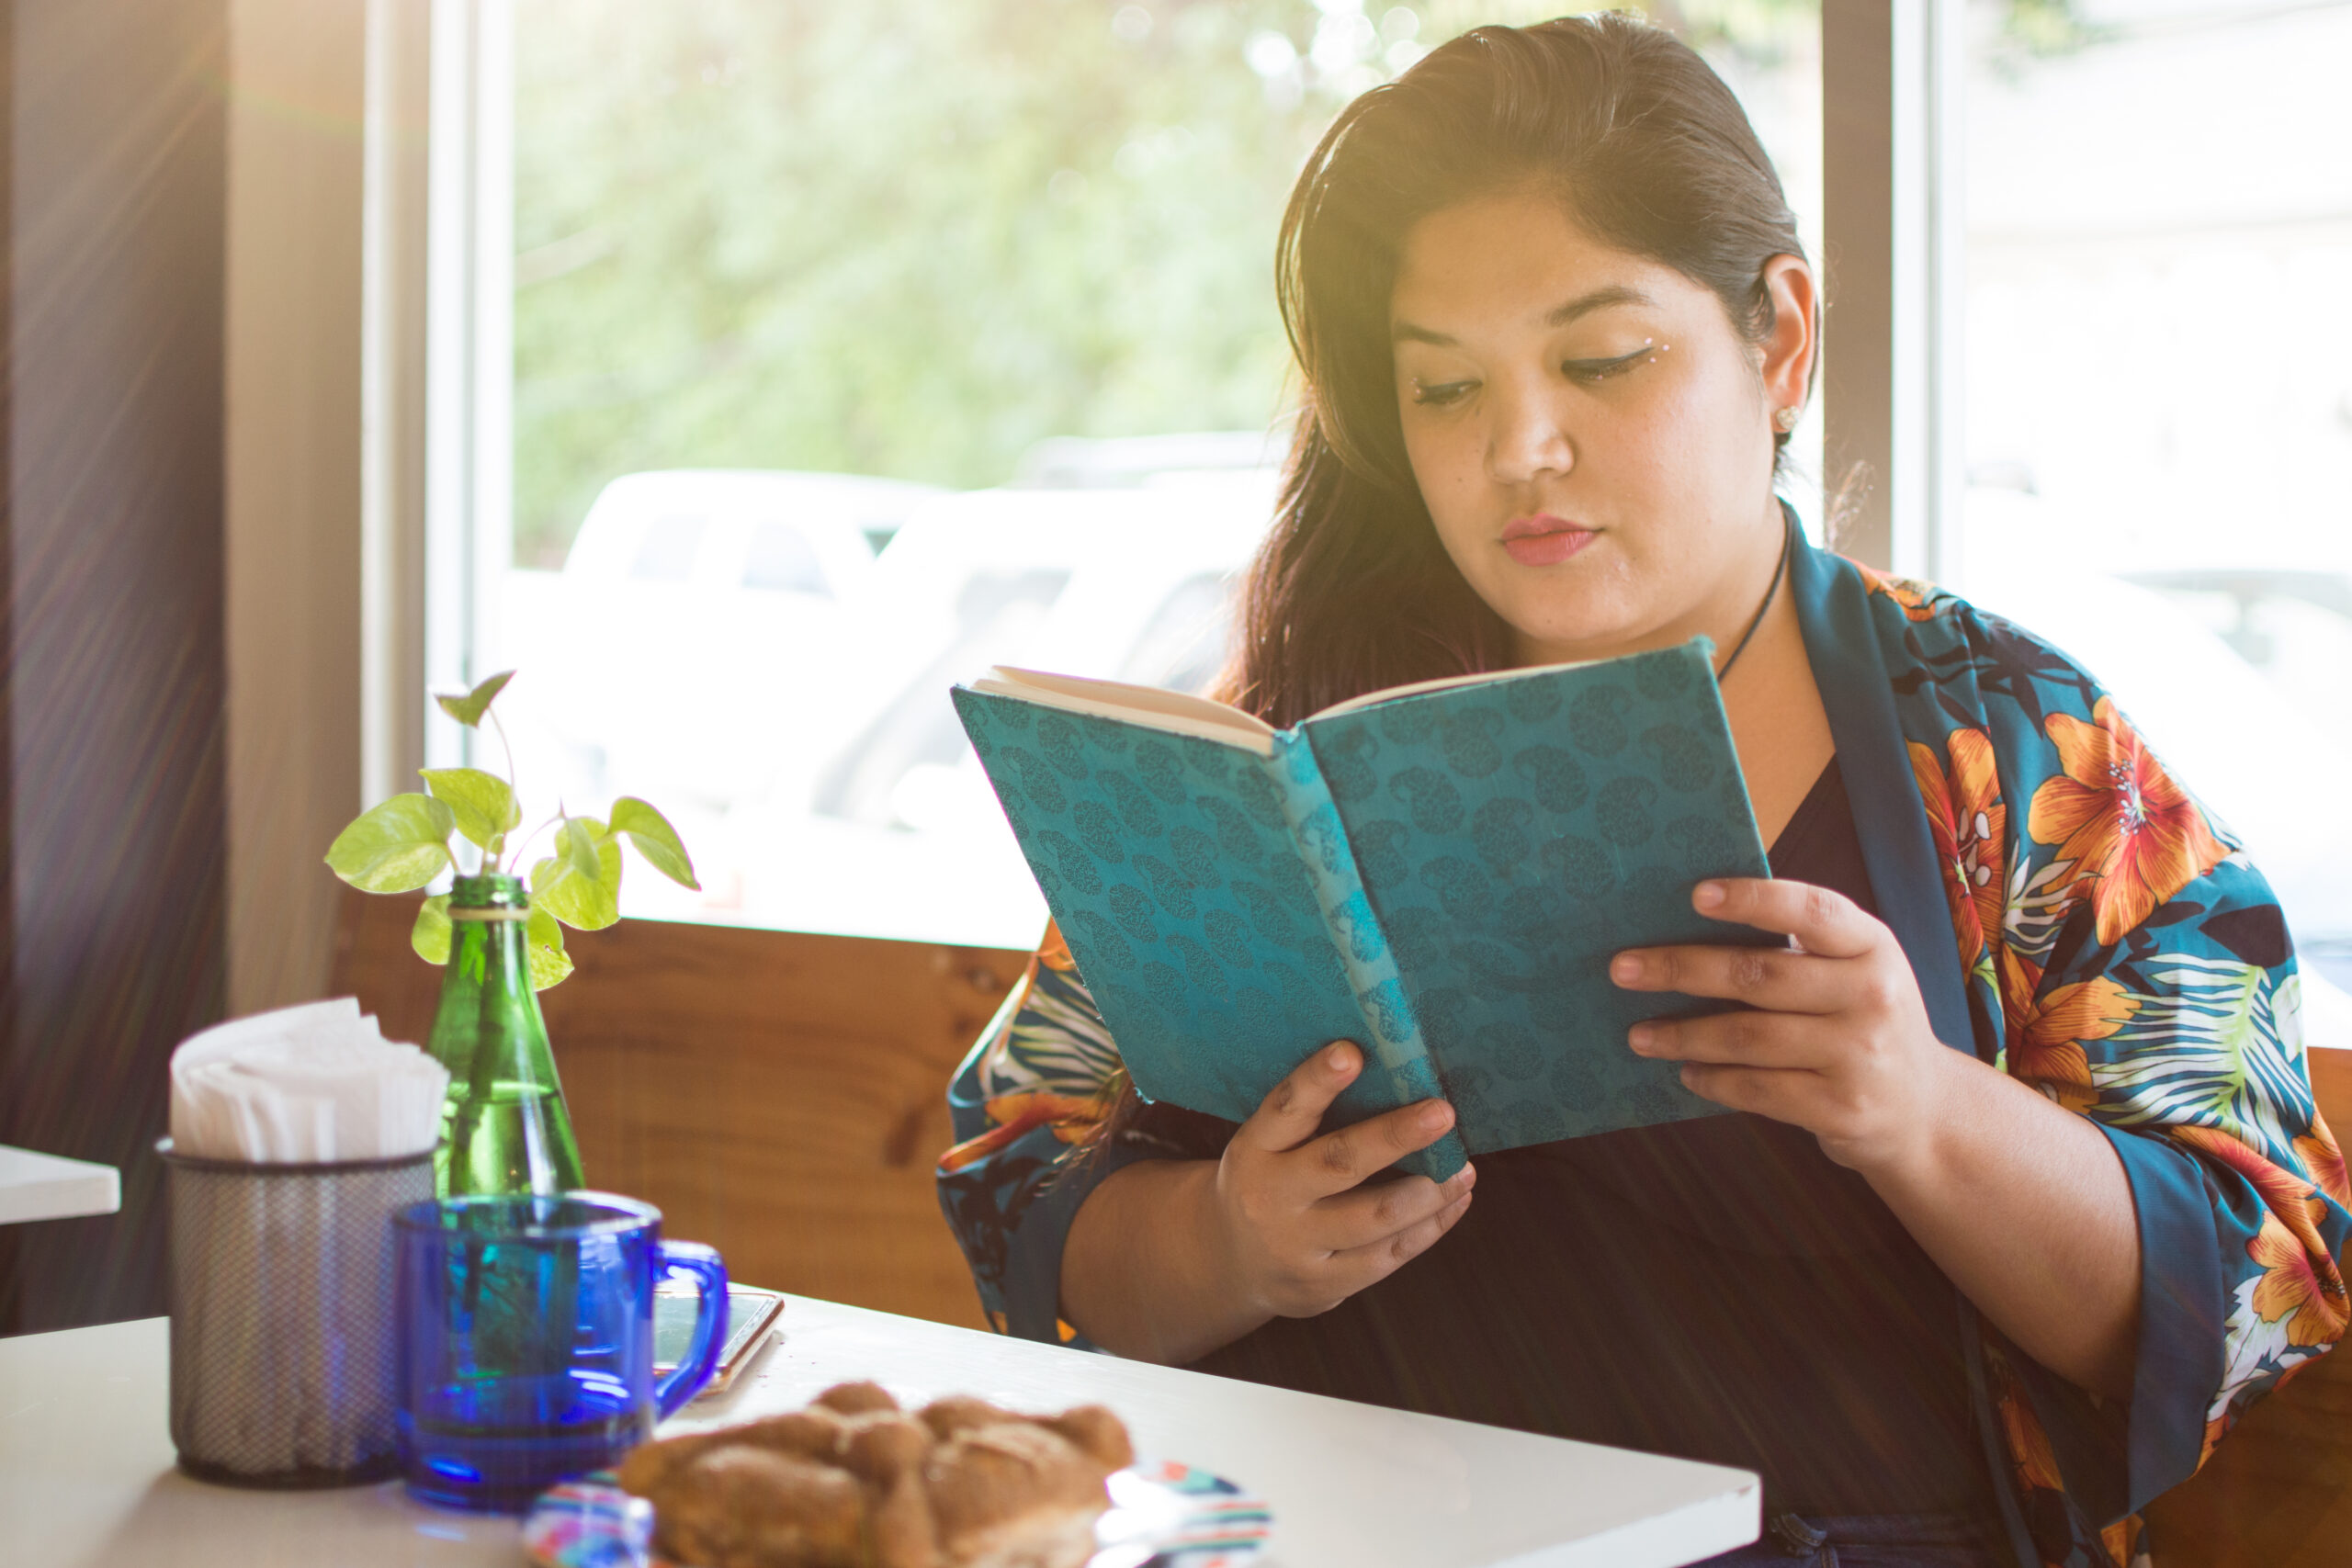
[1772,406,1801,433]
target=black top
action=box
[1138,761,1992,1516]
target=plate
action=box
[522,1459,1272,1568]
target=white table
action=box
[0,1298,1758,1568]
[0,1143,119,1224]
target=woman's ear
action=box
[1758,254,1817,421]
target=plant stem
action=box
[490,708,522,852]
[505,810,566,877]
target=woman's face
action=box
[1389,190,1813,665]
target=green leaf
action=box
[527,902,566,954]
[526,940,574,990]
[420,768,522,852]
[411,894,452,964]
[325,794,456,893]
[434,670,514,729]
[610,796,701,891]
[563,815,605,882]
[536,820,621,931]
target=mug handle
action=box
[650,1241,730,1418]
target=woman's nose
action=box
[1485,382,1575,485]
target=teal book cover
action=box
[949,639,1775,1182]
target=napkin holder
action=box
[159,1137,434,1488]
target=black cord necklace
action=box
[1713,522,1792,683]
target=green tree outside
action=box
[511,2,1822,566]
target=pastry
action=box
[812,1380,900,1417]
[617,1384,1130,1568]
[923,1422,1112,1568]
[1037,1406,1134,1472]
[915,1395,1021,1442]
[653,1447,865,1568]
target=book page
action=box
[974,667,1279,754]
[1306,656,1607,722]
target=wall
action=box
[0,0,231,1332]
[223,0,368,1016]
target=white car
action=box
[501,468,944,815]
[687,473,1282,945]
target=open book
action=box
[950,639,1774,1181]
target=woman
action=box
[936,17,2347,1568]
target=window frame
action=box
[229,1,1933,995]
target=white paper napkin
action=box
[169,999,448,1162]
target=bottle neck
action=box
[449,873,527,913]
[447,876,534,993]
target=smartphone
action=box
[654,1283,786,1397]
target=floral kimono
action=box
[936,527,2349,1568]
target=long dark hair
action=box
[1216,13,1811,727]
[1076,16,1812,1158]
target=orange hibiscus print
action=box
[1984,1338,2066,1502]
[1995,945,2044,1068]
[2171,1126,2348,1337]
[2171,1124,2324,1241]
[1856,562,1941,621]
[1910,729,2007,970]
[2296,1108,2351,1208]
[937,1090,1107,1174]
[2027,697,2225,945]
[2009,976,2138,1113]
[2248,1210,2350,1348]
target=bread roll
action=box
[813,1380,900,1416]
[651,1446,864,1568]
[923,1423,1110,1568]
[734,1408,852,1461]
[836,1412,935,1487]
[868,1467,942,1568]
[1039,1405,1135,1472]
[615,1426,740,1500]
[616,1391,1129,1568]
[917,1394,1020,1442]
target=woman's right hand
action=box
[1061,1039,1475,1363]
[1209,1040,1478,1319]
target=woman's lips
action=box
[1500,515,1598,567]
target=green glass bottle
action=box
[427,874,585,1198]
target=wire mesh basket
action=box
[159,1137,435,1487]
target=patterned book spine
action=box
[1265,734,1470,1180]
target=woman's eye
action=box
[1564,349,1652,385]
[1410,378,1476,408]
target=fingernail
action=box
[1326,1042,1353,1072]
[1693,881,1725,910]
[1457,1163,1478,1190]
[1628,1022,1655,1054]
[1611,953,1643,985]
[1419,1101,1453,1133]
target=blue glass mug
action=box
[393,1192,728,1511]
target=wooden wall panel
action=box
[332,890,1028,1330]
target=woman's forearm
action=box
[1060,1158,1273,1363]
[1059,1045,1477,1364]
[1865,1050,2141,1401]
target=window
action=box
[447,2,1823,947]
[1955,0,2352,1001]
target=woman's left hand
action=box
[1611,877,1958,1178]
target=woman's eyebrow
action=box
[1545,284,1653,325]
[1391,283,1656,346]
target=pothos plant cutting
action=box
[322,670,698,988]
